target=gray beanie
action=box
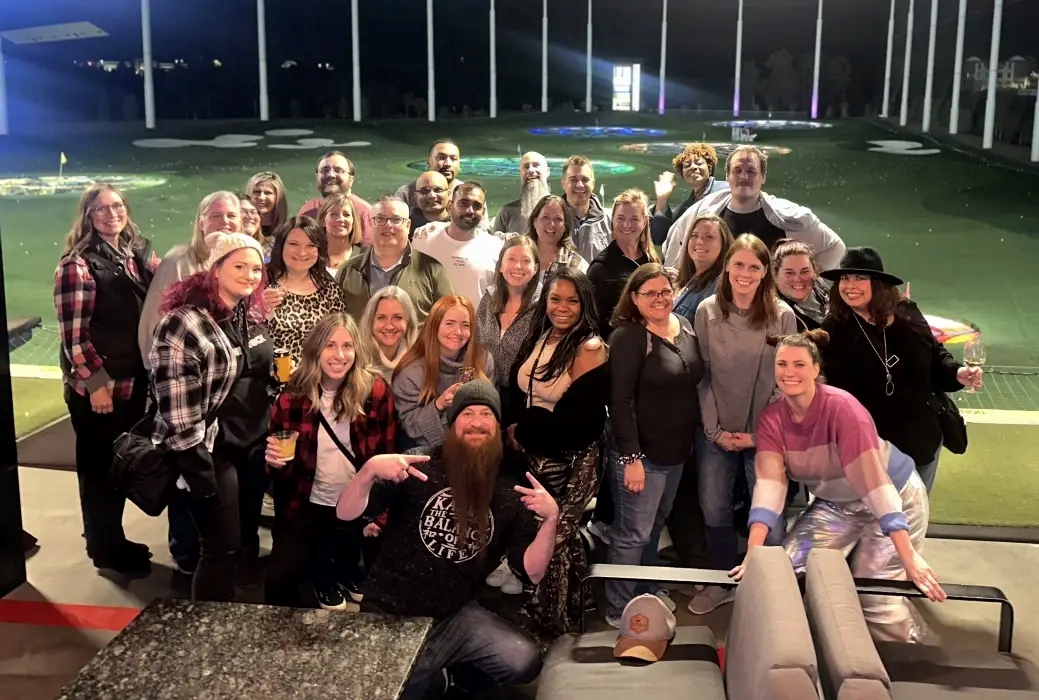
[448,378,501,425]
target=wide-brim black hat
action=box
[819,246,904,286]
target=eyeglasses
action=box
[90,202,126,215]
[373,215,406,227]
[636,289,674,301]
[417,187,447,196]
[319,166,352,176]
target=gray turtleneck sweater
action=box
[392,348,497,446]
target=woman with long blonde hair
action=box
[265,312,396,609]
[586,188,659,339]
[56,183,159,574]
[358,286,420,381]
[317,193,365,274]
[392,295,496,448]
[246,171,289,252]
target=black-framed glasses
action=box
[373,215,406,227]
[636,289,674,301]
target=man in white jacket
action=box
[662,146,845,272]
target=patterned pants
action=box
[784,470,930,643]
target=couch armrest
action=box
[851,577,1015,654]
[725,547,819,700]
[805,549,891,700]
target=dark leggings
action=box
[187,456,240,602]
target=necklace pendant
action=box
[885,374,894,397]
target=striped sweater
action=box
[750,383,916,536]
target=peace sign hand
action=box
[514,472,559,523]
[362,454,431,483]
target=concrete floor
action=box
[2,465,1037,699]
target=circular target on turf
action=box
[0,174,168,198]
[406,156,636,178]
[619,142,792,159]
[711,119,832,130]
[527,126,667,138]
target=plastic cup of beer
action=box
[272,430,299,460]
[274,350,293,383]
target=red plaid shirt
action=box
[54,239,160,399]
[269,375,397,520]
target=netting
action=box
[10,324,62,371]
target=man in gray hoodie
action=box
[561,155,612,263]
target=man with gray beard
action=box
[491,151,550,235]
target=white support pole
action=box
[658,0,668,115]
[141,0,155,129]
[427,0,436,122]
[257,0,269,121]
[881,0,896,117]
[810,0,823,119]
[541,0,548,112]
[0,39,8,136]
[899,0,914,127]
[585,0,592,113]
[351,0,361,121]
[949,0,967,133]
[733,0,743,116]
[1031,87,1039,162]
[489,0,497,118]
[921,0,938,132]
[982,0,1004,150]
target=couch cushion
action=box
[877,643,1039,699]
[805,549,891,700]
[536,625,723,700]
[725,546,819,700]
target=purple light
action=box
[733,93,740,117]
[811,92,818,119]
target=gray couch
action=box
[537,546,820,700]
[805,548,1039,699]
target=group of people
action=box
[55,140,983,698]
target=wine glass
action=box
[962,337,986,394]
[456,366,476,384]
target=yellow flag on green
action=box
[60,152,68,165]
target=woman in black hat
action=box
[819,247,983,493]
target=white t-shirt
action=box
[412,223,503,306]
[311,387,357,507]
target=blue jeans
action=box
[604,452,684,620]
[402,601,541,699]
[915,447,942,494]
[697,438,783,572]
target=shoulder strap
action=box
[317,409,363,471]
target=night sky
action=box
[1,0,1036,118]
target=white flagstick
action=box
[599,183,605,202]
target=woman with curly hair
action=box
[650,143,728,246]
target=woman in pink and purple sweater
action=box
[732,329,947,644]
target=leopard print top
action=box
[268,282,347,363]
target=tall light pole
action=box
[141,0,156,129]
[810,0,823,119]
[489,0,497,118]
[351,0,360,121]
[948,0,967,133]
[899,0,915,127]
[658,0,668,115]
[257,0,269,121]
[982,0,1004,149]
[585,0,593,112]
[427,0,436,122]
[541,0,548,112]
[881,0,896,118]
[733,0,744,116]
[921,0,938,132]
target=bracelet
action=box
[619,452,645,466]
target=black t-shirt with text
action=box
[360,448,538,620]
[721,206,786,250]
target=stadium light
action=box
[585,0,592,112]
[949,0,967,134]
[733,0,743,116]
[810,0,823,119]
[0,22,108,136]
[541,0,548,113]
[658,0,668,115]
[490,0,497,118]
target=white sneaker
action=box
[655,590,677,613]
[500,570,524,595]
[485,560,508,587]
[687,585,735,615]
[676,584,706,598]
[586,520,611,545]
[262,493,275,516]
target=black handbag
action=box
[933,392,968,455]
[111,402,218,517]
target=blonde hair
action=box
[245,171,288,231]
[62,183,142,257]
[359,286,420,361]
[611,188,660,263]
[287,313,376,422]
[189,191,241,266]
[316,193,363,246]
[393,296,489,403]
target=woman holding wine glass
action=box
[820,248,983,493]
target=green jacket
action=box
[335,246,454,325]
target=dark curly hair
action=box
[672,143,718,176]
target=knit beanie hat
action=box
[205,231,264,268]
[448,378,501,425]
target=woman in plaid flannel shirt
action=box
[149,232,268,602]
[264,312,397,611]
[55,183,159,574]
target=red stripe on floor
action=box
[0,600,140,632]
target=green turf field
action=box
[2,113,1037,526]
